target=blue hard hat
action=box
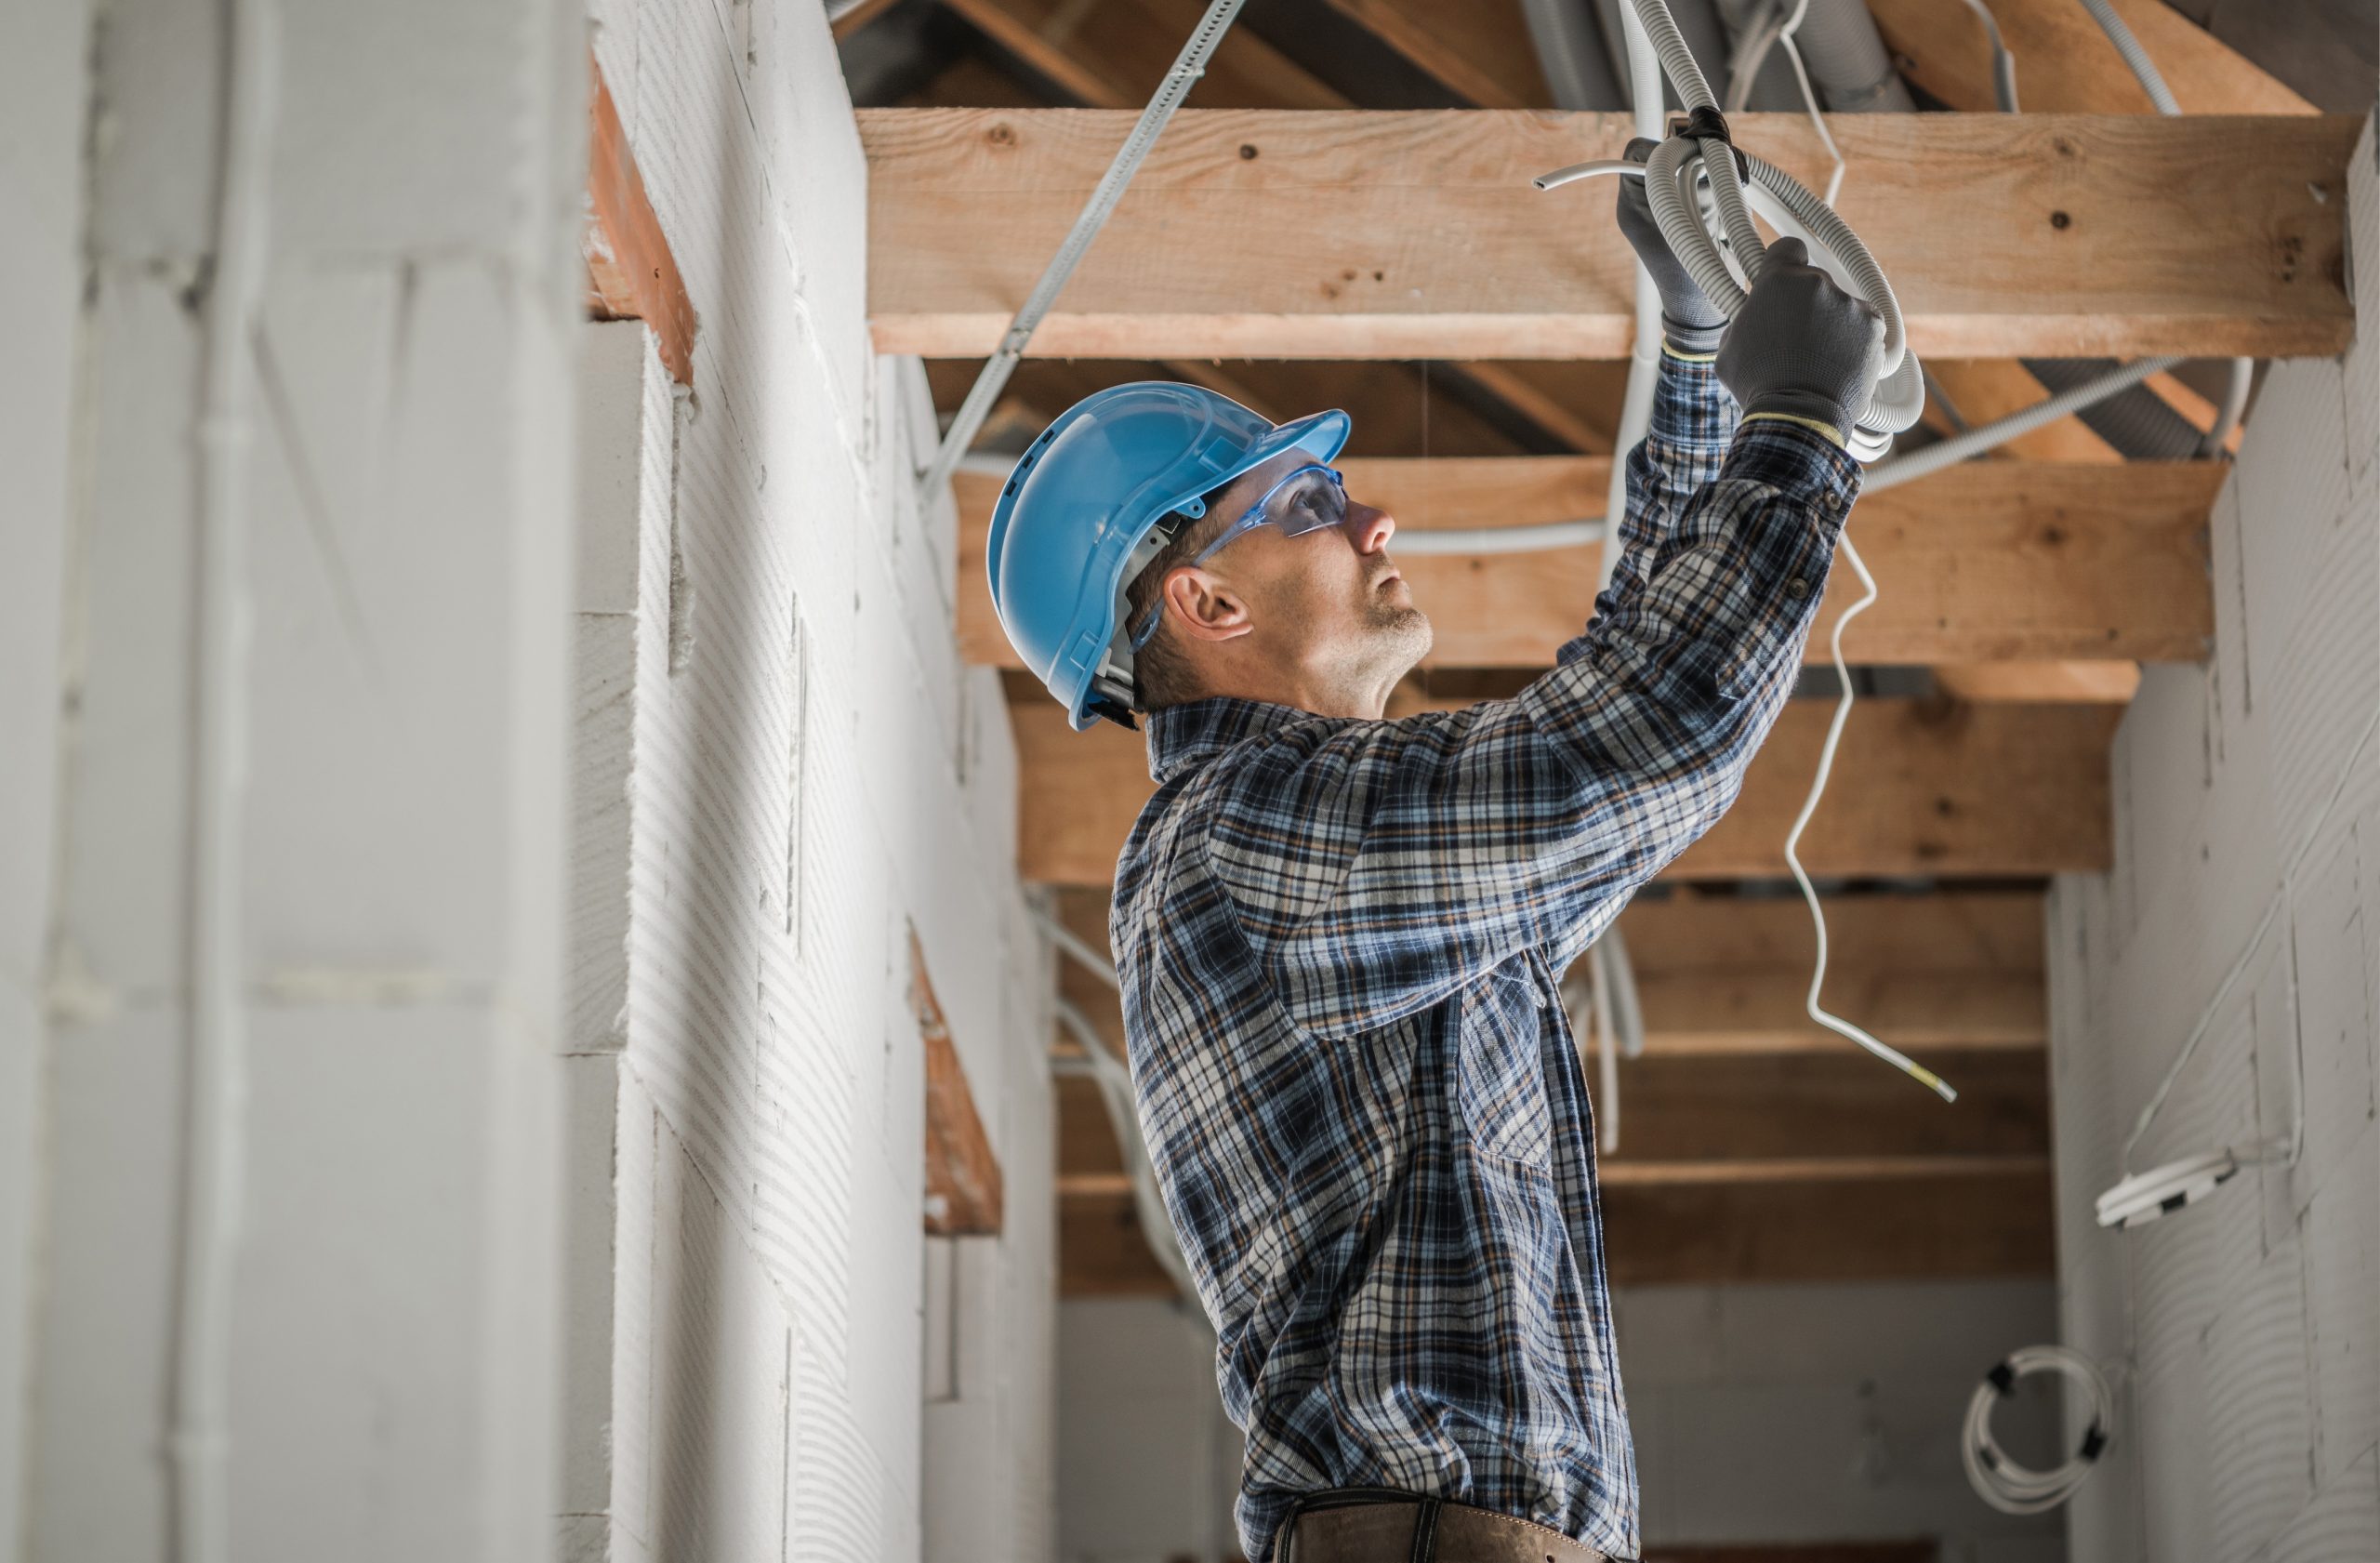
[986,382,1351,731]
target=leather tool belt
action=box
[1275,1488,1622,1563]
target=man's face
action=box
[1190,449,1434,699]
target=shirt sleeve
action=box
[1197,399,1860,1037]
[1593,352,1743,637]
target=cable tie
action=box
[2079,1423,2108,1463]
[1665,108,1749,180]
[1986,1360,2016,1397]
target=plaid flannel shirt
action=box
[1109,356,1860,1563]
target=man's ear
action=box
[1161,564,1254,645]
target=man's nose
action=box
[1345,502,1395,554]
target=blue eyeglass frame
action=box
[1128,464,1348,650]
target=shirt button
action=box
[1785,577,1810,599]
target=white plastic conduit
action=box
[175,2,279,1559]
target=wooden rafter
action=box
[917,934,1004,1235]
[940,0,1351,109]
[955,457,2217,669]
[584,55,696,385]
[1319,0,1546,109]
[863,109,2357,361]
[1011,695,2116,885]
[1868,0,2318,116]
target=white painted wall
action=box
[1060,1282,2067,1563]
[8,0,589,1556]
[2044,112,2380,1563]
[563,0,1055,1557]
[6,2,1053,1559]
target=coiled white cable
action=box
[1962,1344,2117,1515]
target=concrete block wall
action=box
[2044,113,2380,1563]
[564,0,1054,1557]
[1059,1283,2068,1563]
[6,0,590,1556]
[5,1,1051,1557]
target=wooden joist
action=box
[1060,1162,2053,1292]
[1012,693,2117,884]
[916,934,1004,1235]
[864,109,2356,360]
[1050,886,2048,1058]
[957,457,2217,669]
[585,56,696,385]
[941,0,1350,111]
[1320,0,1546,109]
[1868,0,2318,116]
[1616,891,2044,1054]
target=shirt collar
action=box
[1145,696,1334,785]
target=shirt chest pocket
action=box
[1454,961,1557,1170]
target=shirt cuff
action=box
[1723,413,1864,523]
[1647,351,1739,450]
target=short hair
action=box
[1123,484,1236,712]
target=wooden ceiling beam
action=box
[863,109,2357,360]
[939,0,1351,110]
[1012,695,2117,884]
[1059,1162,2053,1291]
[956,457,2217,669]
[584,55,696,385]
[1319,0,1547,109]
[1868,0,2318,116]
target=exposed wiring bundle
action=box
[1962,1345,2117,1515]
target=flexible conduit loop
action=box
[1535,0,1924,460]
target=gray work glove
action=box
[1715,237,1885,443]
[1615,138,1729,357]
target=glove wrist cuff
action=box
[1660,315,1726,356]
[1741,390,1854,433]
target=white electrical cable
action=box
[1055,1000,1199,1299]
[1961,1344,2117,1515]
[1590,942,1622,1151]
[2118,696,2380,1175]
[175,3,277,1560]
[1864,355,2182,490]
[2075,0,2179,113]
[2067,0,2254,464]
[1390,519,1606,555]
[916,0,1248,500]
[1599,0,1669,600]
[1955,0,2021,112]
[1784,533,1958,1099]
[1754,2,1953,1100]
[1029,904,1120,991]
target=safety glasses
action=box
[1129,465,1348,650]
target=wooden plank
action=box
[943,0,1351,109]
[1320,0,1546,109]
[831,0,905,38]
[1925,360,2122,463]
[1869,0,2319,116]
[1451,362,1621,454]
[1619,890,2045,1054]
[584,55,696,385]
[1051,885,2046,1055]
[1935,660,2142,703]
[916,934,1004,1234]
[1013,695,2115,884]
[863,109,2357,360]
[1602,1163,2054,1282]
[1060,1163,2053,1291]
[957,457,2219,669]
[1598,1155,2048,1186]
[1594,1056,2046,1163]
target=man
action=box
[986,146,1884,1563]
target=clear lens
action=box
[1263,469,1347,536]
